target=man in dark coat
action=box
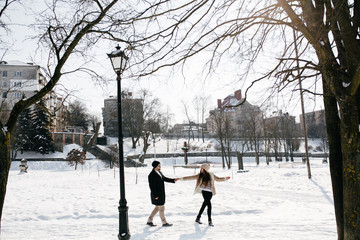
[147,160,179,227]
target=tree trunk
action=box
[218,138,226,168]
[323,78,344,239]
[202,128,205,143]
[131,136,136,149]
[139,154,145,163]
[237,152,244,170]
[339,96,360,239]
[265,139,270,165]
[284,142,289,162]
[83,122,101,155]
[140,139,150,164]
[221,149,225,168]
[225,140,231,169]
[227,150,231,169]
[0,134,11,229]
[255,151,259,166]
[290,142,294,162]
[274,147,279,161]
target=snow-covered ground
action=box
[2,155,336,240]
[15,144,97,160]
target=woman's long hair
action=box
[198,169,211,187]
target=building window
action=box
[12,82,22,87]
[14,92,22,98]
[2,71,7,77]
[2,92,7,98]
[14,71,22,77]
[3,82,7,87]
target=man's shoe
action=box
[195,218,202,224]
[146,222,157,227]
[162,223,173,227]
[208,221,214,227]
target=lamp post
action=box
[107,45,130,240]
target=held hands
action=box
[174,178,180,182]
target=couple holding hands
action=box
[147,160,230,227]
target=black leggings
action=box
[197,190,213,221]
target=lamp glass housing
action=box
[107,46,128,74]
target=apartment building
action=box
[0,60,58,129]
[206,89,263,136]
[299,109,326,138]
[102,92,144,137]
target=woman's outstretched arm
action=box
[181,174,199,181]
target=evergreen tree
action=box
[16,107,34,153]
[31,101,55,154]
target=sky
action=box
[1,1,325,126]
[2,140,336,240]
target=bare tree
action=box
[193,95,210,142]
[233,118,250,170]
[140,89,163,133]
[122,92,144,148]
[65,100,90,131]
[261,112,271,165]
[200,96,210,142]
[0,0,21,57]
[182,100,195,141]
[89,114,101,133]
[0,1,18,19]
[193,96,201,141]
[139,131,151,163]
[66,149,86,170]
[281,112,300,162]
[136,89,163,162]
[210,109,232,169]
[243,107,263,165]
[163,105,174,134]
[162,105,174,152]
[0,0,122,229]
[122,2,360,237]
[83,122,101,155]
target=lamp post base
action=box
[118,204,130,240]
[118,233,130,240]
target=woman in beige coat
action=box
[181,163,230,226]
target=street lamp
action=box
[107,45,130,240]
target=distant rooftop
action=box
[0,60,36,66]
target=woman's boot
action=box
[208,219,214,227]
[195,216,202,224]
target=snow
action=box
[15,144,96,160]
[342,82,351,88]
[106,137,326,156]
[2,140,337,240]
[4,60,31,66]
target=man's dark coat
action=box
[148,169,175,205]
